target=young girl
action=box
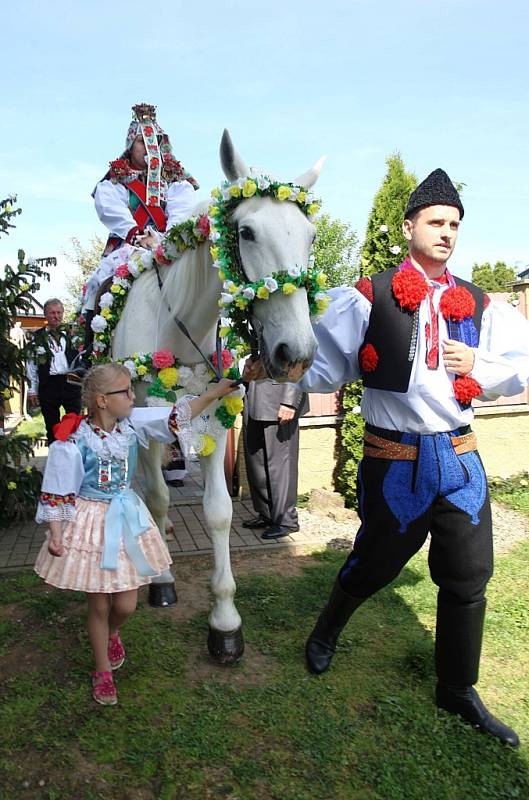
[34,363,237,706]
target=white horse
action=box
[112,130,322,663]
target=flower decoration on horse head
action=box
[204,172,329,343]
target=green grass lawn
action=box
[490,473,529,518]
[0,543,528,800]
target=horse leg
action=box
[200,429,244,665]
[138,440,178,608]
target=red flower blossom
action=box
[392,268,428,312]
[154,244,173,266]
[148,195,159,206]
[149,157,159,170]
[152,350,175,369]
[143,125,154,137]
[359,343,379,372]
[211,349,234,371]
[109,158,133,178]
[114,264,131,279]
[453,375,482,404]
[439,286,475,322]
[195,213,210,238]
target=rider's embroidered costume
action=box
[82,103,198,314]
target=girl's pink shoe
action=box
[108,632,126,670]
[92,671,117,706]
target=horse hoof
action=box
[207,625,245,665]
[148,582,178,608]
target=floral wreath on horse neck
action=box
[85,175,330,451]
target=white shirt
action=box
[299,284,529,434]
[94,178,196,240]
[27,333,70,395]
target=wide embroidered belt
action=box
[364,430,477,460]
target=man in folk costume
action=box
[81,102,199,332]
[245,169,529,746]
[27,299,82,444]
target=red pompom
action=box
[439,286,475,322]
[392,269,428,312]
[453,375,482,404]
[360,343,379,372]
[354,277,373,304]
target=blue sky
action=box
[1,0,528,303]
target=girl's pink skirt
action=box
[34,497,172,593]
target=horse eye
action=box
[239,227,255,242]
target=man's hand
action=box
[28,393,39,408]
[242,358,267,382]
[442,339,475,376]
[136,231,158,250]
[277,404,296,424]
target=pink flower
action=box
[195,213,211,238]
[81,283,87,296]
[211,349,234,371]
[152,350,175,369]
[115,264,131,279]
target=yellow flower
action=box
[297,191,307,204]
[256,286,270,300]
[218,270,226,281]
[210,246,220,261]
[235,296,248,309]
[132,352,138,359]
[158,367,178,388]
[101,307,112,319]
[316,272,327,288]
[2,388,12,399]
[211,187,221,199]
[229,185,241,198]
[282,282,297,295]
[242,179,257,198]
[208,205,219,217]
[307,202,320,217]
[220,326,231,338]
[25,466,32,474]
[317,297,330,314]
[199,433,216,457]
[7,481,17,490]
[111,284,121,294]
[226,281,238,293]
[277,185,292,201]
[20,282,30,291]
[119,288,126,295]
[137,365,148,377]
[224,395,244,416]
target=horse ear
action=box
[294,156,327,190]
[220,129,250,181]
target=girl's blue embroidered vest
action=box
[359,268,485,392]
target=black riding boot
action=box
[305,579,366,674]
[435,595,520,747]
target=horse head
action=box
[219,130,323,380]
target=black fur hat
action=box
[405,168,464,220]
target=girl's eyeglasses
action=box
[105,387,134,399]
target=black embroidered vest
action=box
[360,268,485,393]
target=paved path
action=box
[0,456,346,572]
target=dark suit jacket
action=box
[245,379,308,422]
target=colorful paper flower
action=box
[152,350,175,369]
[453,375,482,404]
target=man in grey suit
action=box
[242,379,308,539]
